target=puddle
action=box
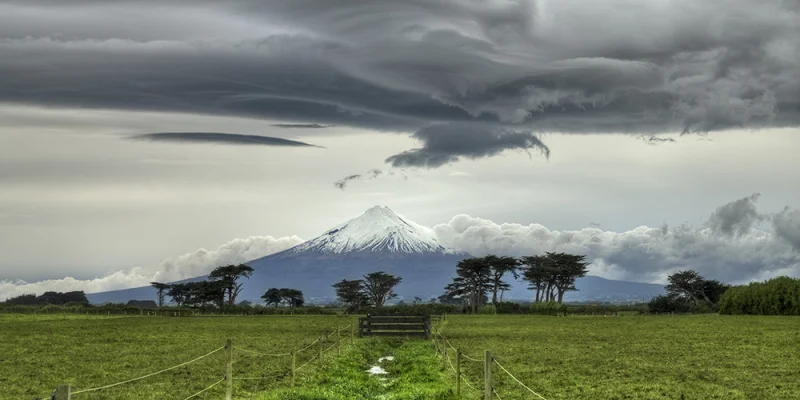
[366,355,394,375]
[366,366,388,375]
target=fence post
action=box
[456,350,461,398]
[484,351,493,400]
[351,321,355,345]
[337,326,341,355]
[442,343,447,371]
[291,352,296,388]
[54,385,71,400]
[225,339,233,400]
[317,334,323,367]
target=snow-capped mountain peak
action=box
[288,205,451,255]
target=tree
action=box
[549,252,590,303]
[262,288,305,308]
[167,283,189,307]
[332,279,369,313]
[262,288,283,307]
[280,288,304,307]
[183,281,226,308]
[209,264,254,306]
[362,271,403,307]
[666,270,729,306]
[444,258,492,313]
[520,255,552,303]
[484,255,521,304]
[520,253,589,303]
[150,282,171,307]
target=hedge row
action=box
[719,276,800,315]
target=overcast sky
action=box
[1,0,798,298]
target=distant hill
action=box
[87,206,664,304]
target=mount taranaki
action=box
[86,206,664,304]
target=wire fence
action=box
[432,319,549,400]
[49,319,357,400]
[44,313,546,400]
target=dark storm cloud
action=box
[270,124,333,129]
[1,0,799,167]
[386,123,549,168]
[129,132,320,147]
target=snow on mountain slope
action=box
[286,205,453,255]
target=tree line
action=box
[439,253,590,313]
[1,291,89,306]
[150,264,306,309]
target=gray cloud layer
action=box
[1,1,798,167]
[130,132,320,147]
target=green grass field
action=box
[0,314,355,400]
[2,314,799,400]
[437,315,800,400]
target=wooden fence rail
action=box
[358,315,431,339]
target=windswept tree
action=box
[262,288,283,307]
[150,282,171,307]
[262,288,305,307]
[667,270,729,306]
[281,288,304,307]
[209,264,254,306]
[484,255,521,304]
[167,283,189,307]
[362,271,403,307]
[520,255,553,303]
[444,258,492,313]
[521,252,590,303]
[332,279,370,313]
[183,281,226,308]
[550,252,590,303]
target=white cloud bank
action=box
[433,194,800,284]
[0,235,303,300]
[2,195,798,299]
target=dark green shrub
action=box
[529,301,568,316]
[719,276,800,315]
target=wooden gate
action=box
[358,315,431,339]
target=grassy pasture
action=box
[0,315,354,400]
[438,315,800,400]
[3,313,799,400]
